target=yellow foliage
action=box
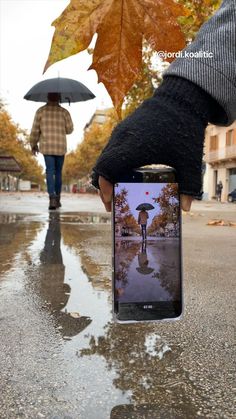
[63,110,118,183]
[0,104,44,185]
[178,0,221,40]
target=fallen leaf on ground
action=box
[207,219,236,227]
[69,312,81,318]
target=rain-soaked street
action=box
[0,193,235,419]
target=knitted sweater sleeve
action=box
[164,0,236,126]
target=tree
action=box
[63,110,118,183]
[149,183,179,236]
[114,187,130,223]
[62,151,81,185]
[178,0,221,40]
[0,104,44,186]
[114,187,139,234]
[147,212,168,235]
[123,42,162,117]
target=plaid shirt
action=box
[138,211,149,225]
[30,103,73,155]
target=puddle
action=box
[0,211,111,224]
[0,213,131,417]
[0,212,232,418]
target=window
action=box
[95,114,107,124]
[226,130,234,146]
[210,135,219,151]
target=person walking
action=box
[30,92,74,210]
[216,181,223,202]
[138,210,149,241]
[91,0,236,213]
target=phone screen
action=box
[113,169,182,322]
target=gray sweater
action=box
[164,0,236,126]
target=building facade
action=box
[84,109,111,131]
[204,122,236,201]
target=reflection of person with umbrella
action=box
[136,203,154,241]
[25,77,95,211]
[39,212,91,337]
[136,242,154,275]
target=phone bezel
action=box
[112,167,183,323]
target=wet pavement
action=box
[0,194,235,418]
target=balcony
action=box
[205,145,236,163]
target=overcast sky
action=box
[0,0,112,166]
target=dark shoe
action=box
[49,196,57,210]
[55,195,61,208]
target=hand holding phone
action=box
[98,176,193,212]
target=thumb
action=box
[98,176,113,203]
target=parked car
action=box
[72,184,77,193]
[227,189,236,202]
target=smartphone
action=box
[112,166,182,323]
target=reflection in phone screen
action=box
[114,182,181,320]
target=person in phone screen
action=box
[138,210,149,241]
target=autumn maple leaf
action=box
[44,0,186,115]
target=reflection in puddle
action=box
[0,212,131,417]
[57,212,111,225]
[115,239,180,303]
[110,402,196,419]
[38,212,92,338]
[24,212,114,341]
[0,213,201,418]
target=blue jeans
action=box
[141,224,147,240]
[44,155,65,196]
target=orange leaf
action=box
[144,0,186,55]
[44,0,112,69]
[207,219,236,227]
[44,0,186,114]
[90,0,144,115]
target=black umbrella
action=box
[136,203,155,211]
[136,267,154,275]
[24,77,95,103]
